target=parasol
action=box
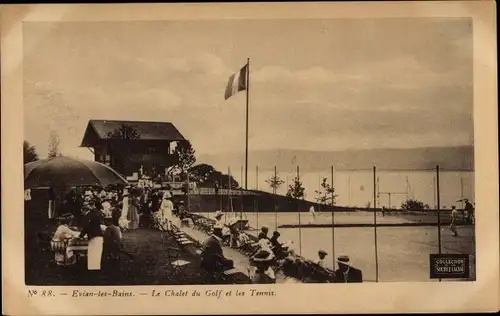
[24,156,128,188]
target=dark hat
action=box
[318,250,328,255]
[337,255,350,263]
[261,226,269,232]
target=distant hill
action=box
[198,146,474,172]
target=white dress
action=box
[160,198,174,229]
[119,196,130,229]
[309,206,316,224]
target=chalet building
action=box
[80,119,186,177]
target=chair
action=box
[166,247,190,282]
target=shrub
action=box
[401,199,429,212]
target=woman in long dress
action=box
[159,191,174,231]
[118,189,131,230]
[127,194,140,230]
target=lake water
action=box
[226,169,474,208]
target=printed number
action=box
[28,290,54,297]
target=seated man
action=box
[249,239,276,284]
[269,231,285,257]
[315,250,328,268]
[334,255,363,283]
[258,226,269,240]
[201,225,234,279]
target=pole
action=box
[405,176,409,200]
[436,165,442,255]
[244,58,250,190]
[460,176,464,209]
[256,165,259,190]
[227,167,232,222]
[274,166,278,230]
[373,166,379,282]
[331,166,335,269]
[187,170,191,215]
[433,176,437,209]
[255,197,259,231]
[297,165,302,256]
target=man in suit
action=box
[334,255,363,283]
[201,225,234,282]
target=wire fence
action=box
[184,164,476,282]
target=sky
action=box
[23,18,473,160]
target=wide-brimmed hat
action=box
[214,210,223,218]
[337,255,350,263]
[318,249,328,256]
[252,248,275,262]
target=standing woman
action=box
[118,188,131,231]
[127,189,140,230]
[159,191,174,231]
[79,205,105,278]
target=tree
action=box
[23,141,38,164]
[265,172,285,194]
[185,163,238,189]
[401,199,429,212]
[206,170,239,189]
[286,176,305,199]
[106,124,140,140]
[188,163,216,186]
[314,177,338,205]
[48,131,61,158]
[172,140,196,176]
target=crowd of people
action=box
[44,182,363,284]
[198,210,351,284]
[48,184,185,279]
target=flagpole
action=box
[245,58,250,191]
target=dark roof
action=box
[80,120,186,146]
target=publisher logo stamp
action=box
[429,254,469,279]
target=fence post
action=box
[297,165,302,256]
[331,165,336,269]
[373,166,379,282]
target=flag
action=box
[224,64,248,100]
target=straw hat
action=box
[318,249,328,256]
[337,255,350,263]
[214,210,223,218]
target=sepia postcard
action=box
[1,1,498,315]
